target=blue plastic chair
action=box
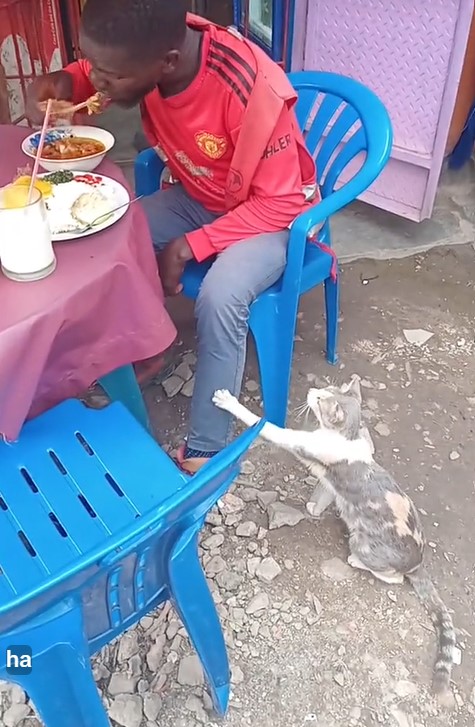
[135,71,393,426]
[0,399,263,726]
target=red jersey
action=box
[65,16,317,262]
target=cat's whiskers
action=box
[294,401,310,421]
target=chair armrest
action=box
[282,165,387,300]
[134,148,166,196]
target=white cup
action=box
[0,184,56,282]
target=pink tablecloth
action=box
[0,125,177,441]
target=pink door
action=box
[292,0,474,221]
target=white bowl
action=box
[22,125,115,172]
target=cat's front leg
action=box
[213,390,357,463]
[306,483,335,518]
[213,389,260,427]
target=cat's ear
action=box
[333,401,345,423]
[341,376,362,403]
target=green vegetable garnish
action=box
[43,171,75,185]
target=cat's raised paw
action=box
[212,389,238,412]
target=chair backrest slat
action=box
[321,126,367,198]
[289,71,393,202]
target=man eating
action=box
[27,0,318,473]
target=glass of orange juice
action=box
[0,184,56,282]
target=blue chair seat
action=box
[0,399,262,727]
[0,400,185,632]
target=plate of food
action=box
[11,170,130,242]
[21,125,115,172]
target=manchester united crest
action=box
[195,132,227,160]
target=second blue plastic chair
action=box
[135,71,393,426]
[0,399,263,726]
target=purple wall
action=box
[291,0,473,221]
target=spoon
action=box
[71,194,144,235]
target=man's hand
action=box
[26,71,74,125]
[157,236,194,296]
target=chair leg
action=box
[168,528,230,716]
[99,364,150,431]
[250,308,295,427]
[12,603,109,727]
[324,275,339,365]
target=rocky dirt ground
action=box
[1,244,474,727]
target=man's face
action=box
[79,34,167,106]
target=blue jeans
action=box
[142,185,288,452]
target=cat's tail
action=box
[407,566,456,706]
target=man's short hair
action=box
[81,0,188,59]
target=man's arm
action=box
[185,105,314,262]
[26,61,95,124]
[63,59,97,104]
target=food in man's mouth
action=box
[39,92,107,117]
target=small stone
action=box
[143,694,162,721]
[109,695,143,727]
[256,557,282,583]
[146,637,166,672]
[181,376,195,398]
[118,631,140,662]
[333,671,345,687]
[166,620,180,640]
[257,491,278,509]
[205,555,226,577]
[239,487,259,502]
[321,557,355,582]
[93,661,111,681]
[267,502,305,529]
[182,351,197,366]
[449,450,460,461]
[245,380,259,392]
[246,592,270,614]
[236,521,258,538]
[374,422,391,437]
[177,654,204,686]
[403,329,434,347]
[247,556,262,576]
[394,680,418,698]
[218,493,244,515]
[108,673,139,696]
[216,570,242,591]
[4,704,30,727]
[136,678,148,694]
[231,664,245,685]
[185,695,208,722]
[225,513,242,527]
[390,707,414,727]
[470,686,475,706]
[202,533,225,550]
[174,362,193,381]
[205,510,222,526]
[8,685,26,705]
[162,374,183,398]
[240,460,255,475]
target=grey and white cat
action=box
[213,381,456,705]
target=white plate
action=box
[38,171,130,243]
